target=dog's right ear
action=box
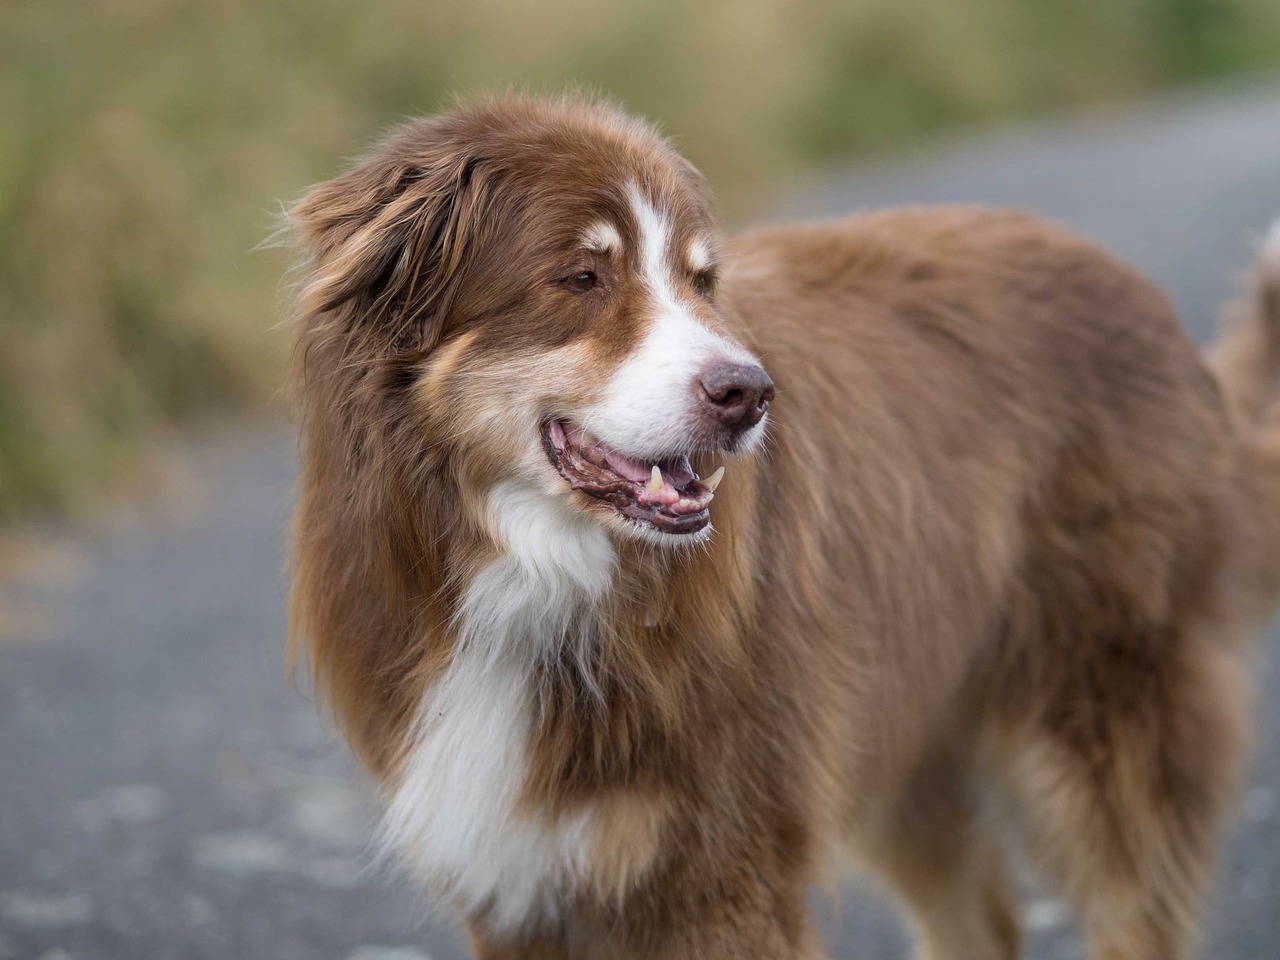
[288,124,491,354]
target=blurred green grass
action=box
[2,0,1279,522]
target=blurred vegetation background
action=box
[3,0,1280,523]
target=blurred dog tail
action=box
[1211,219,1280,622]
[1213,220,1280,425]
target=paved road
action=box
[3,82,1280,960]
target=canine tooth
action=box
[648,465,663,495]
[705,466,725,493]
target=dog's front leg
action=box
[469,879,826,960]
[470,925,571,960]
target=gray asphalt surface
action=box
[3,81,1280,960]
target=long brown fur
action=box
[285,96,1280,959]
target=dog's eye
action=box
[564,270,598,293]
[692,270,716,299]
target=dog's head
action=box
[290,97,770,546]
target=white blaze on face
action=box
[582,182,759,458]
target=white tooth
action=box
[705,466,725,493]
[678,498,696,510]
[648,465,663,495]
[581,431,597,447]
[705,493,714,504]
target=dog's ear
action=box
[289,126,491,354]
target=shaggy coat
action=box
[285,97,1280,960]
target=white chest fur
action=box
[380,482,616,932]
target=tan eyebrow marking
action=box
[581,221,623,255]
[688,237,713,272]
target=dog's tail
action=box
[1214,220,1280,424]
[1210,219,1280,621]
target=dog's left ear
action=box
[288,121,493,355]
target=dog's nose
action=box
[699,362,774,432]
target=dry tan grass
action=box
[2,0,1279,521]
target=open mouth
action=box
[542,420,723,535]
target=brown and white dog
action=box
[285,96,1280,959]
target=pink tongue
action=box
[600,450,685,505]
[568,427,696,506]
[603,450,652,484]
